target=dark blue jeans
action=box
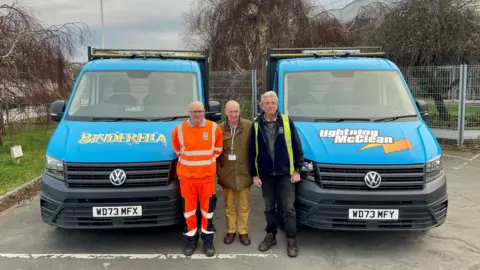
[261,174,297,238]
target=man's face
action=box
[225,105,240,124]
[189,105,205,125]
[261,96,278,115]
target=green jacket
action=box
[216,118,253,190]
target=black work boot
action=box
[201,233,215,257]
[203,242,215,257]
[286,237,298,258]
[258,233,276,252]
[183,235,198,256]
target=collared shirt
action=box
[187,118,206,128]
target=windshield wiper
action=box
[92,117,148,122]
[314,117,372,122]
[150,115,190,121]
[373,114,418,122]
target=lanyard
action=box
[229,123,237,154]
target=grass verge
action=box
[0,119,56,196]
[427,103,480,129]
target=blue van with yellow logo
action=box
[263,47,447,231]
[41,47,221,229]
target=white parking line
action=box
[443,153,480,161]
[0,253,278,260]
[451,154,480,170]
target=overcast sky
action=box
[2,0,352,62]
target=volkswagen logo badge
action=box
[109,169,127,186]
[364,171,381,189]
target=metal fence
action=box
[210,70,257,121]
[400,65,480,146]
[213,66,480,147]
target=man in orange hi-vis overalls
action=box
[171,101,223,257]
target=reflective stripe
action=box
[201,228,214,234]
[175,120,221,176]
[254,114,294,176]
[201,209,214,219]
[184,209,196,218]
[178,157,216,166]
[184,228,197,236]
[178,123,185,154]
[281,114,295,175]
[181,149,214,156]
[211,122,217,149]
[177,121,219,157]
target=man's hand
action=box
[291,172,301,183]
[253,176,262,187]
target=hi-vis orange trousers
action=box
[180,177,217,243]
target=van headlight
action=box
[45,154,64,181]
[426,156,443,182]
[302,161,314,172]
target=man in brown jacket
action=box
[216,100,253,245]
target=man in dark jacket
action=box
[248,90,304,258]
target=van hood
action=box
[46,120,180,163]
[294,121,441,165]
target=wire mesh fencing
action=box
[210,70,257,121]
[401,65,480,146]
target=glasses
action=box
[189,110,205,114]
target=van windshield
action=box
[283,70,419,122]
[66,70,199,121]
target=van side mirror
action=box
[415,99,429,121]
[206,100,221,122]
[50,100,66,122]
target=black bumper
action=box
[40,172,182,229]
[295,172,448,231]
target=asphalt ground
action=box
[0,150,479,270]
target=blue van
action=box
[263,47,447,231]
[41,47,221,229]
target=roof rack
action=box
[262,47,386,93]
[266,47,386,59]
[87,46,208,62]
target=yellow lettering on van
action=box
[78,132,167,147]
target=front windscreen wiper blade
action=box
[150,115,190,121]
[314,118,372,122]
[373,114,418,122]
[92,117,148,122]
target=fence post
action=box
[251,70,257,121]
[457,64,467,147]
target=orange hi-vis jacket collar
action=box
[172,118,223,181]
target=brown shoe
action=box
[224,233,235,244]
[239,234,251,245]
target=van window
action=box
[282,70,418,121]
[66,70,199,121]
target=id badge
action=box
[228,154,237,160]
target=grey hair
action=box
[260,91,278,105]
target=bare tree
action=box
[352,0,480,66]
[0,1,90,145]
[182,0,316,71]
[351,0,480,121]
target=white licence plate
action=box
[348,209,399,220]
[92,206,142,217]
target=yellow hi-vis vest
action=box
[254,114,294,176]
